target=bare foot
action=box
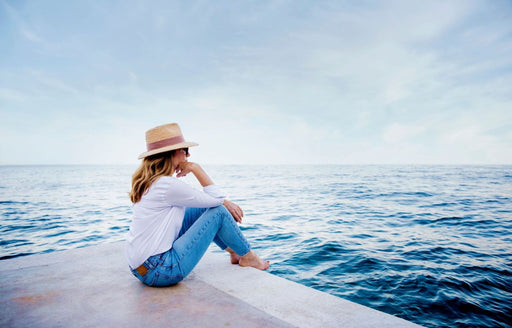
[239,251,270,270]
[225,247,240,264]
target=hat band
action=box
[147,135,185,151]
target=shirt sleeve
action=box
[203,184,227,199]
[163,177,225,208]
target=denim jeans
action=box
[131,205,251,287]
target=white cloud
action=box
[0,87,25,102]
[1,0,511,164]
[382,123,427,144]
[2,0,46,44]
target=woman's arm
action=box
[176,162,244,222]
[176,162,213,187]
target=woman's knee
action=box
[208,205,231,217]
[209,205,233,223]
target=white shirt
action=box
[125,176,225,269]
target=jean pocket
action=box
[139,271,152,286]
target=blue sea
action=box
[1,165,511,328]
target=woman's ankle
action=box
[225,247,241,264]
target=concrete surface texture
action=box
[0,242,423,328]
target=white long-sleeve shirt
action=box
[125,176,225,269]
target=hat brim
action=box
[138,142,199,159]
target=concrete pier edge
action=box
[0,242,423,327]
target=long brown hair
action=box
[129,151,175,203]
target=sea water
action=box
[0,165,511,328]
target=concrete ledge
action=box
[0,242,423,328]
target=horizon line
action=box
[1,163,511,167]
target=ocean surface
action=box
[0,165,511,328]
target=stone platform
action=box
[0,242,423,327]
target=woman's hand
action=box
[223,199,244,223]
[176,161,215,187]
[176,161,196,178]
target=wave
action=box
[0,200,30,205]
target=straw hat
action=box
[138,123,198,159]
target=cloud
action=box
[0,87,25,102]
[382,123,427,144]
[2,1,46,44]
[1,0,511,164]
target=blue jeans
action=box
[131,206,251,287]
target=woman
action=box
[126,123,269,287]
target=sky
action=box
[1,0,511,165]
